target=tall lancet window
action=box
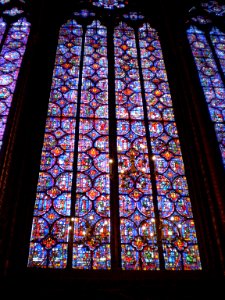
[0,0,30,150]
[186,0,225,167]
[28,3,202,271]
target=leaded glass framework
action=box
[186,0,225,167]
[28,6,202,271]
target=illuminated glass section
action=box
[27,19,82,268]
[72,20,111,270]
[139,23,201,270]
[187,19,225,167]
[0,17,30,149]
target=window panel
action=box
[72,20,111,270]
[140,23,201,270]
[114,22,159,271]
[0,18,30,149]
[28,19,82,268]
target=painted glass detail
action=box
[0,18,30,149]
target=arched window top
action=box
[114,20,158,38]
[10,16,30,27]
[139,22,157,33]
[115,20,132,29]
[61,18,80,28]
[88,19,103,28]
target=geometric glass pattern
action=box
[28,12,202,270]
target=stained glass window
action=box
[28,8,202,271]
[0,10,30,150]
[187,1,225,167]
